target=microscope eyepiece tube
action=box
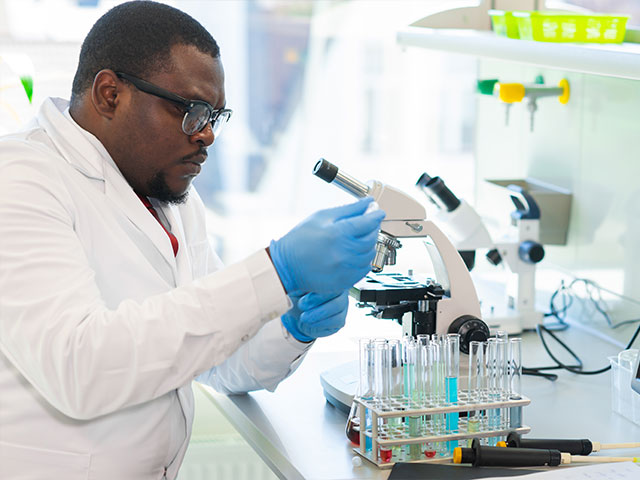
[313,159,370,198]
[416,174,461,212]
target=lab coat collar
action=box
[38,97,179,284]
[38,97,107,181]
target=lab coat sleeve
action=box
[0,150,292,420]
[196,318,312,393]
[188,191,313,393]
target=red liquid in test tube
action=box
[380,447,392,463]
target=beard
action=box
[147,171,189,205]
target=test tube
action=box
[402,338,417,405]
[389,340,404,400]
[359,339,375,452]
[445,334,460,402]
[374,340,391,403]
[495,330,509,342]
[445,334,460,454]
[486,338,500,445]
[416,335,430,406]
[359,339,375,401]
[429,339,447,455]
[373,341,392,462]
[496,338,509,433]
[429,340,444,408]
[416,337,433,458]
[467,340,484,444]
[402,339,422,459]
[498,340,509,395]
[509,338,523,429]
[387,339,404,456]
[467,341,484,402]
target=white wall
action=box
[474,58,640,317]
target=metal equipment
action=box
[486,184,545,333]
[314,159,490,413]
[416,172,547,334]
[313,159,490,348]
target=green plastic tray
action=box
[489,10,520,39]
[513,11,629,43]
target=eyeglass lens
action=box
[182,104,231,136]
[211,111,231,137]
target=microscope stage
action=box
[350,272,444,306]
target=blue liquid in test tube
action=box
[445,334,460,454]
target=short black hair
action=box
[70,1,220,104]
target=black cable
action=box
[535,323,640,376]
[522,368,558,381]
[562,278,614,327]
[521,325,583,381]
[611,318,640,329]
[543,280,572,331]
[522,278,640,380]
[545,277,622,328]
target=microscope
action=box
[415,173,546,334]
[314,159,490,412]
[485,184,545,333]
[313,159,490,349]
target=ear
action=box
[90,69,123,119]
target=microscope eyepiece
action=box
[313,158,339,183]
[312,158,370,198]
[416,172,433,188]
[416,173,461,212]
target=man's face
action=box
[111,44,226,203]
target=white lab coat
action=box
[0,98,310,480]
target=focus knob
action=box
[448,315,490,354]
[519,240,545,264]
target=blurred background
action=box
[0,0,482,266]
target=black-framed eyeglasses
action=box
[115,71,232,137]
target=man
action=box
[0,2,384,479]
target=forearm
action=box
[0,255,290,420]
[196,318,312,394]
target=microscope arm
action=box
[382,219,482,333]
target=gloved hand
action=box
[269,197,385,296]
[281,291,350,342]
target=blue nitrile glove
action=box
[281,291,350,342]
[269,197,385,296]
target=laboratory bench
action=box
[199,311,640,480]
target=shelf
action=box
[397,26,640,81]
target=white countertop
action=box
[199,306,640,479]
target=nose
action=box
[190,122,215,147]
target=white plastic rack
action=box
[353,394,531,469]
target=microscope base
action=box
[481,307,544,334]
[319,361,358,414]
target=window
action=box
[0,0,477,264]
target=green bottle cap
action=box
[477,79,499,95]
[20,75,33,104]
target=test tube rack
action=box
[353,393,531,469]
